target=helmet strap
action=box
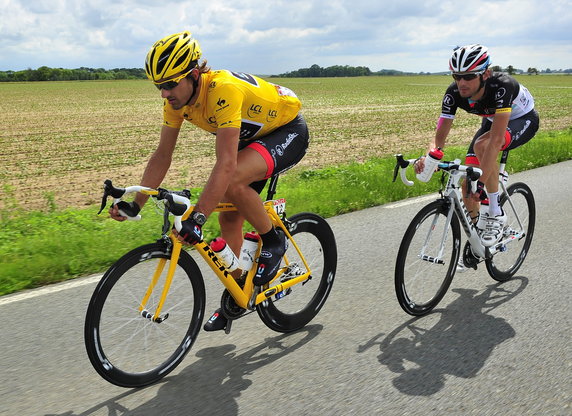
[477,74,486,93]
[183,70,200,107]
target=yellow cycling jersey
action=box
[163,70,302,140]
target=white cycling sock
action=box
[488,191,502,216]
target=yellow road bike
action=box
[84,175,337,387]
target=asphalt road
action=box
[1,161,571,416]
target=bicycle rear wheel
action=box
[486,182,535,281]
[395,200,461,316]
[84,242,205,388]
[257,212,337,333]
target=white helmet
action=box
[449,44,491,73]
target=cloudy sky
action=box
[1,0,570,74]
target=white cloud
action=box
[0,0,570,73]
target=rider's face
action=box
[160,73,196,109]
[454,70,489,99]
[455,75,481,98]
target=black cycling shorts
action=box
[466,109,539,165]
[238,113,309,193]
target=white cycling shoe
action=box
[481,210,507,247]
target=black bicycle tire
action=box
[486,182,536,282]
[84,242,206,388]
[395,200,461,316]
[257,212,337,333]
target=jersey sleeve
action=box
[440,82,458,119]
[493,76,519,114]
[162,100,185,128]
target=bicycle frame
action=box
[393,150,525,264]
[137,196,313,322]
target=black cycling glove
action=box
[116,201,141,218]
[474,181,488,201]
[179,217,203,245]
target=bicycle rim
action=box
[84,243,205,387]
[486,182,535,281]
[257,212,337,333]
[395,200,460,316]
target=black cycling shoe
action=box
[203,308,228,332]
[254,229,288,286]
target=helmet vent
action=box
[174,49,190,70]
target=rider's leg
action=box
[463,125,489,223]
[473,131,506,216]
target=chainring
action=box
[220,290,246,320]
[462,241,480,270]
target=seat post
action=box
[265,174,280,201]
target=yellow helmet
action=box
[145,31,202,84]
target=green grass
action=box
[1,128,570,296]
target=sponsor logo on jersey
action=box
[495,87,506,100]
[495,107,512,113]
[443,94,455,106]
[216,97,229,112]
[247,104,263,118]
[267,109,278,122]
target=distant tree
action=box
[505,65,516,75]
[491,65,503,72]
[527,67,539,75]
[277,64,372,78]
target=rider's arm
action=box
[134,125,180,207]
[193,127,240,217]
[415,116,453,174]
[432,116,453,151]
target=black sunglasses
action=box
[155,80,179,90]
[452,73,480,81]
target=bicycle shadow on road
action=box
[46,324,322,416]
[357,276,528,396]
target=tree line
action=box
[275,64,373,78]
[0,67,147,82]
[275,64,571,78]
[1,64,570,82]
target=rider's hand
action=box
[414,156,425,174]
[470,181,488,202]
[109,201,140,221]
[177,217,203,245]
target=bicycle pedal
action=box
[224,319,233,335]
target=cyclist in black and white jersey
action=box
[416,44,539,251]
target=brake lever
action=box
[98,179,128,214]
[97,179,113,214]
[393,154,409,183]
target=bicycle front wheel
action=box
[486,182,536,282]
[257,212,337,333]
[84,243,206,388]
[395,200,461,316]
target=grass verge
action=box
[1,128,570,296]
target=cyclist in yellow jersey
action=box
[109,31,310,332]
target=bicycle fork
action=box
[419,203,455,265]
[138,239,182,323]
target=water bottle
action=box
[239,232,260,272]
[417,147,443,182]
[211,237,239,271]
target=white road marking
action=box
[0,274,103,306]
[384,194,436,209]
